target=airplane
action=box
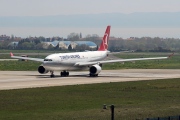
[10,26,172,77]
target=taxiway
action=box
[0,69,180,90]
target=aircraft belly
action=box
[43,62,87,71]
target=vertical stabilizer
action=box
[98,25,111,51]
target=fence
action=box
[146,116,180,120]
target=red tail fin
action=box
[98,25,111,51]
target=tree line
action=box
[0,33,180,52]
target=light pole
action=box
[103,104,115,120]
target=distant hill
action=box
[1,12,180,27]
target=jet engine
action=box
[89,64,102,76]
[38,66,49,74]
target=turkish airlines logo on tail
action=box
[98,26,111,51]
[104,33,108,50]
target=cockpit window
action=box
[44,59,52,61]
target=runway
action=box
[0,69,180,90]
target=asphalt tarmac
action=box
[0,69,180,90]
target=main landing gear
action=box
[60,71,69,77]
[50,71,69,78]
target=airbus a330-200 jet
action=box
[10,26,171,77]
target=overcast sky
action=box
[1,0,180,38]
[0,0,180,16]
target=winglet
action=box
[10,52,14,57]
[168,52,174,58]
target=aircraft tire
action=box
[61,71,69,77]
[50,74,55,78]
[67,72,69,76]
[60,72,64,77]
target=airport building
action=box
[42,40,97,50]
[8,42,19,48]
[8,40,97,50]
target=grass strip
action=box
[0,78,179,119]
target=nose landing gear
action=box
[50,71,55,78]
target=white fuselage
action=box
[42,51,108,71]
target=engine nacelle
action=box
[38,66,49,74]
[89,64,102,75]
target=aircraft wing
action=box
[74,55,172,66]
[10,52,44,62]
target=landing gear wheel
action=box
[66,72,69,76]
[60,71,69,77]
[61,72,63,76]
[50,71,55,78]
[50,74,55,78]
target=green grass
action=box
[0,78,180,119]
[103,52,180,69]
[0,61,40,71]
